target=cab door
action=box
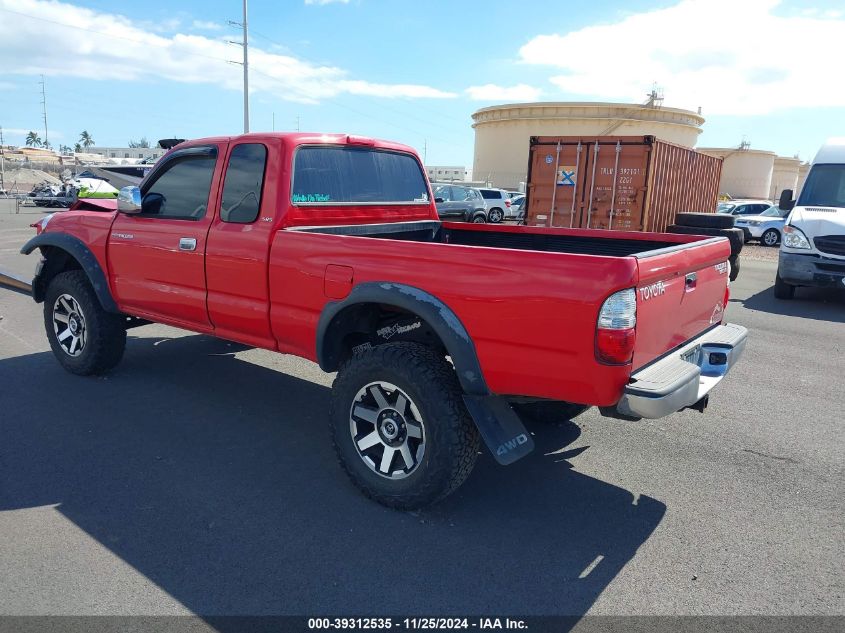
[205,139,281,348]
[108,144,223,330]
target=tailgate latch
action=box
[684,272,697,292]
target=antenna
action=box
[423,139,427,165]
[645,82,664,108]
[228,0,249,133]
[296,116,300,132]
[39,74,49,149]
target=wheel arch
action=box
[317,282,490,396]
[20,233,119,313]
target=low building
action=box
[87,146,167,162]
[426,165,470,182]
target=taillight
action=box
[505,199,511,207]
[596,288,636,364]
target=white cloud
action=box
[519,0,845,115]
[191,20,222,31]
[465,83,542,102]
[305,0,350,5]
[0,0,454,105]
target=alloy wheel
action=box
[349,381,426,480]
[763,230,779,246]
[52,293,86,356]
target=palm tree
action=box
[74,143,82,153]
[79,130,94,148]
[25,131,42,147]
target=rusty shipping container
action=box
[525,136,723,232]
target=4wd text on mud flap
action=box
[496,433,529,457]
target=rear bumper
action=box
[778,251,845,288]
[616,323,748,419]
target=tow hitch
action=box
[686,394,709,413]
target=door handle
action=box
[179,237,197,251]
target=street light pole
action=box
[242,0,249,133]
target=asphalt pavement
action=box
[0,206,842,618]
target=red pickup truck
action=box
[21,133,747,508]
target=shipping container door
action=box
[527,142,587,228]
[578,140,651,230]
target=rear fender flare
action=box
[316,282,489,396]
[20,233,119,313]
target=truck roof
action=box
[813,138,845,165]
[174,132,420,157]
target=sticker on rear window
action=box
[293,193,331,203]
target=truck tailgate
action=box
[632,238,731,370]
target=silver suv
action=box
[477,188,512,223]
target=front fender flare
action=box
[316,282,489,396]
[20,233,119,313]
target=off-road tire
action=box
[729,254,740,281]
[330,342,480,509]
[43,270,126,375]
[666,225,744,257]
[773,270,795,300]
[674,212,735,229]
[512,400,590,424]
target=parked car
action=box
[21,132,746,509]
[432,183,488,223]
[717,200,772,217]
[477,187,511,222]
[734,205,790,246]
[775,138,845,299]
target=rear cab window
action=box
[221,143,268,224]
[292,146,429,205]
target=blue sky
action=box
[0,0,843,165]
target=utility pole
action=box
[228,0,250,133]
[0,126,5,193]
[39,74,49,149]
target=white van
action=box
[775,138,845,299]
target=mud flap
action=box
[463,395,535,465]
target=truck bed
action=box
[296,220,711,258]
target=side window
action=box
[433,185,451,201]
[221,143,268,223]
[141,149,218,219]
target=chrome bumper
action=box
[617,324,748,419]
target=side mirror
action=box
[779,188,795,211]
[117,186,142,214]
[434,197,444,203]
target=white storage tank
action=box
[697,147,776,200]
[472,102,704,190]
[770,156,800,202]
[796,162,811,197]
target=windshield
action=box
[797,164,845,208]
[760,205,789,218]
[717,202,735,213]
